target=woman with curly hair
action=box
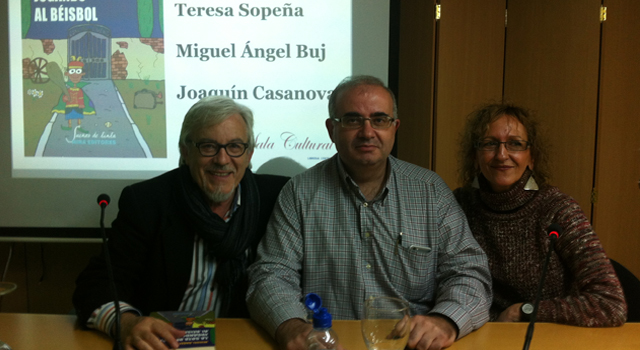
[453,102,627,326]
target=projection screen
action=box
[0,0,390,230]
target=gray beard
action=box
[204,186,234,204]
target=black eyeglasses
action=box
[193,142,249,157]
[332,115,396,129]
[476,139,530,152]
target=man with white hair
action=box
[74,96,288,350]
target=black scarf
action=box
[176,165,260,317]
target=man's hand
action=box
[275,318,313,350]
[497,303,523,322]
[118,313,186,350]
[407,314,457,350]
[274,318,346,350]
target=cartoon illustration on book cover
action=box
[21,0,166,158]
[50,56,95,133]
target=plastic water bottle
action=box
[305,293,339,350]
[306,307,339,350]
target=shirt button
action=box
[363,202,369,207]
[366,263,372,269]
[364,232,371,238]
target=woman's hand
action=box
[497,303,524,322]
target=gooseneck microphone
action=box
[97,194,110,208]
[97,194,123,350]
[522,223,562,350]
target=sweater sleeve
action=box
[536,193,627,326]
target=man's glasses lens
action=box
[195,142,248,157]
[476,140,530,152]
[336,116,395,129]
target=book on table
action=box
[150,310,216,349]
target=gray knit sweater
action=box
[454,170,627,326]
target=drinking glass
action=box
[361,296,411,350]
[0,282,17,296]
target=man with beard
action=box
[73,96,289,350]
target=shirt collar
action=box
[224,183,242,222]
[335,155,391,204]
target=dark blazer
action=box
[72,167,288,326]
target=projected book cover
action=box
[150,310,216,349]
[10,0,352,179]
[20,0,166,159]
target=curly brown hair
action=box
[458,102,551,187]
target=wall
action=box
[395,0,640,278]
[0,242,101,314]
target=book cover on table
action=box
[150,310,215,349]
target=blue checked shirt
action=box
[247,155,492,339]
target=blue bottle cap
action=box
[305,293,322,313]
[312,307,332,328]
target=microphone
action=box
[522,223,563,350]
[97,193,110,208]
[547,223,561,241]
[96,194,123,350]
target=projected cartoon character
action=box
[51,56,96,133]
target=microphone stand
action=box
[99,199,124,350]
[522,235,557,350]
